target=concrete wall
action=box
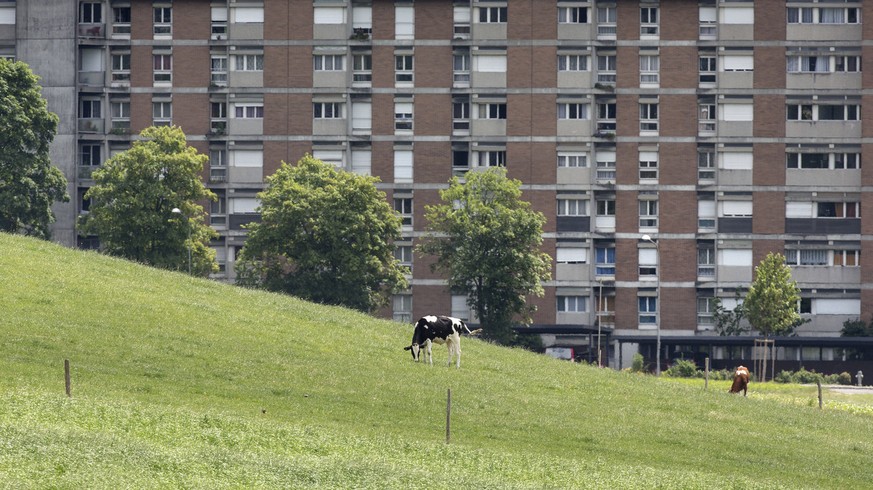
[17,0,77,246]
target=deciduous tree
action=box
[79,126,217,275]
[236,155,408,313]
[418,168,552,344]
[0,59,68,238]
[744,252,801,337]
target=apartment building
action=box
[7,0,873,368]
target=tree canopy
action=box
[236,155,408,313]
[418,168,552,344]
[79,126,217,276]
[744,252,801,337]
[0,58,68,238]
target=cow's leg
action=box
[425,339,433,366]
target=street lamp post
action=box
[172,208,191,274]
[641,234,660,376]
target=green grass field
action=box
[2,232,872,489]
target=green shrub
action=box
[793,368,823,384]
[837,372,853,385]
[775,370,794,383]
[630,353,646,373]
[665,359,700,378]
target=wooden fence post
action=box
[817,380,823,410]
[64,359,71,397]
[704,357,710,391]
[446,388,452,444]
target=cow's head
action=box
[404,343,421,361]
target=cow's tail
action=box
[468,328,482,336]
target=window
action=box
[596,102,616,133]
[353,54,372,83]
[698,199,716,229]
[556,247,587,264]
[80,2,102,23]
[595,247,615,276]
[211,7,227,38]
[153,6,172,36]
[597,199,615,217]
[80,144,101,166]
[210,196,227,225]
[697,297,714,325]
[313,6,346,25]
[395,55,414,83]
[454,5,471,38]
[79,98,101,118]
[557,296,587,313]
[474,150,506,167]
[453,99,470,132]
[557,152,587,168]
[787,103,859,122]
[111,53,130,82]
[395,5,414,39]
[788,7,859,25]
[558,55,589,72]
[234,104,263,119]
[394,245,413,270]
[639,297,657,325]
[785,249,828,266]
[699,7,717,38]
[698,148,716,180]
[234,54,263,71]
[559,7,588,24]
[351,101,372,133]
[478,103,507,120]
[596,151,616,182]
[817,201,859,218]
[153,54,172,83]
[639,248,657,278]
[699,103,716,132]
[210,149,227,182]
[211,56,228,85]
[313,102,342,119]
[722,104,753,122]
[597,6,617,36]
[699,55,716,83]
[722,55,753,72]
[558,103,588,120]
[787,55,830,74]
[639,55,659,85]
[639,199,658,228]
[787,152,861,170]
[153,101,172,126]
[110,101,130,130]
[640,103,659,132]
[453,52,471,84]
[557,199,588,217]
[209,102,227,133]
[113,7,131,35]
[393,294,413,323]
[394,198,413,226]
[639,152,658,180]
[352,5,372,37]
[597,54,616,83]
[478,7,507,23]
[640,7,658,36]
[452,145,469,171]
[698,248,715,277]
[395,102,413,131]
[314,54,344,71]
[835,56,861,73]
[394,150,413,182]
[834,250,860,267]
[233,7,264,24]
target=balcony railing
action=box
[78,24,105,38]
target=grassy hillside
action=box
[1,232,872,489]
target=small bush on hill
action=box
[665,359,699,378]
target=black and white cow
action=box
[404,315,475,368]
